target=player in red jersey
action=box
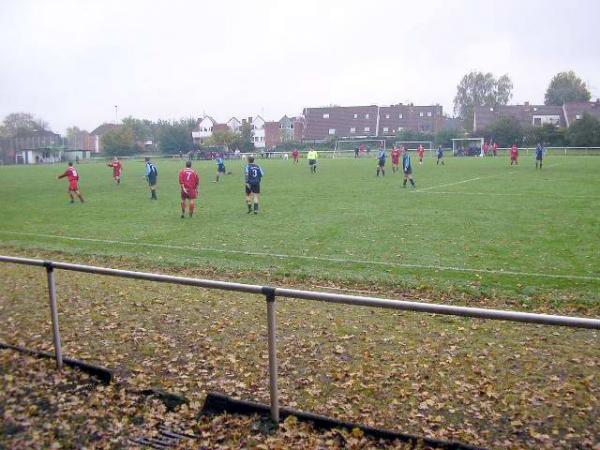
[107,157,122,184]
[292,148,299,164]
[417,144,425,164]
[179,160,200,218]
[57,162,85,203]
[492,142,498,157]
[391,146,401,173]
[510,144,519,165]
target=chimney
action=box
[524,101,530,106]
[248,116,253,123]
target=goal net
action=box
[452,138,484,157]
[334,139,386,158]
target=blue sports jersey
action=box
[146,161,158,177]
[378,150,386,163]
[216,157,225,167]
[245,163,264,184]
[402,153,412,171]
[437,147,444,157]
[535,146,544,158]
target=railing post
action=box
[44,262,63,370]
[263,286,279,422]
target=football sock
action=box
[253,202,259,213]
[247,202,252,213]
[410,179,415,187]
[376,168,380,176]
[403,179,407,187]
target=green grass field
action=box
[0,154,599,303]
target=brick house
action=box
[0,129,63,164]
[562,100,600,126]
[264,121,282,148]
[90,123,121,153]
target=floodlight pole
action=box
[44,262,63,370]
[264,286,280,422]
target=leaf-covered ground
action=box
[1,250,599,449]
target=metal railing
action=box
[1,254,599,423]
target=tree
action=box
[207,129,237,147]
[157,122,193,154]
[566,113,600,147]
[101,126,136,156]
[434,129,463,147]
[524,123,566,147]
[0,112,49,137]
[477,116,523,147]
[453,72,513,131]
[545,71,591,106]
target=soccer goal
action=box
[334,138,386,158]
[452,138,484,157]
[394,140,434,155]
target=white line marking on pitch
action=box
[1,230,598,282]
[414,191,596,200]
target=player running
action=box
[107,157,122,184]
[292,148,300,164]
[307,148,318,174]
[391,146,401,173]
[510,144,519,165]
[376,148,386,176]
[402,151,416,188]
[436,145,445,165]
[57,162,85,203]
[245,156,264,214]
[214,155,226,182]
[535,143,545,170]
[145,157,158,199]
[417,144,425,164]
[179,160,200,218]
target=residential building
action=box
[562,99,600,127]
[278,115,295,142]
[472,103,565,132]
[90,123,121,153]
[252,115,266,149]
[191,115,216,145]
[0,129,63,164]
[265,121,282,148]
[226,117,242,133]
[301,104,444,141]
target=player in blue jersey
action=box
[376,148,386,176]
[145,157,158,199]
[402,151,416,188]
[244,156,264,214]
[436,145,445,165]
[535,143,545,170]
[214,155,227,182]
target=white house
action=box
[191,115,216,145]
[226,117,242,133]
[252,115,265,149]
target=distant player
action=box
[376,148,386,176]
[107,157,122,184]
[179,160,199,218]
[417,144,425,164]
[57,162,85,203]
[292,148,300,164]
[145,157,158,199]
[307,148,318,174]
[402,151,416,188]
[492,142,498,157]
[535,143,545,170]
[483,142,489,156]
[214,156,226,182]
[245,156,264,214]
[510,144,519,165]
[354,146,359,158]
[436,145,445,165]
[391,146,401,173]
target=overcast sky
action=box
[1,0,599,133]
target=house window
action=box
[533,118,542,126]
[323,113,329,119]
[350,127,356,133]
[427,111,432,117]
[364,127,370,132]
[399,114,403,119]
[419,112,424,117]
[365,114,370,119]
[576,114,582,120]
[329,128,336,135]
[385,114,390,119]
[353,113,358,119]
[383,127,389,133]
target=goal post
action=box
[452,138,484,157]
[334,138,386,158]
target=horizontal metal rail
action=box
[2,255,598,329]
[2,254,599,424]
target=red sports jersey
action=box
[109,161,122,176]
[391,149,400,163]
[292,149,299,158]
[61,166,79,182]
[179,168,199,191]
[417,146,425,156]
[511,145,519,156]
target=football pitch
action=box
[0,154,599,302]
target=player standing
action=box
[391,146,400,173]
[292,148,300,164]
[214,155,226,182]
[402,151,416,188]
[492,142,498,157]
[376,147,386,176]
[107,157,123,184]
[417,144,425,164]
[510,143,519,165]
[245,156,264,214]
[436,145,445,165]
[179,160,200,218]
[145,157,158,199]
[307,148,318,174]
[57,162,85,203]
[535,143,545,170]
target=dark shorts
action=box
[148,174,157,185]
[308,159,316,166]
[245,183,260,194]
[217,166,226,173]
[378,161,385,167]
[404,168,412,175]
[536,155,543,161]
[181,189,198,200]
